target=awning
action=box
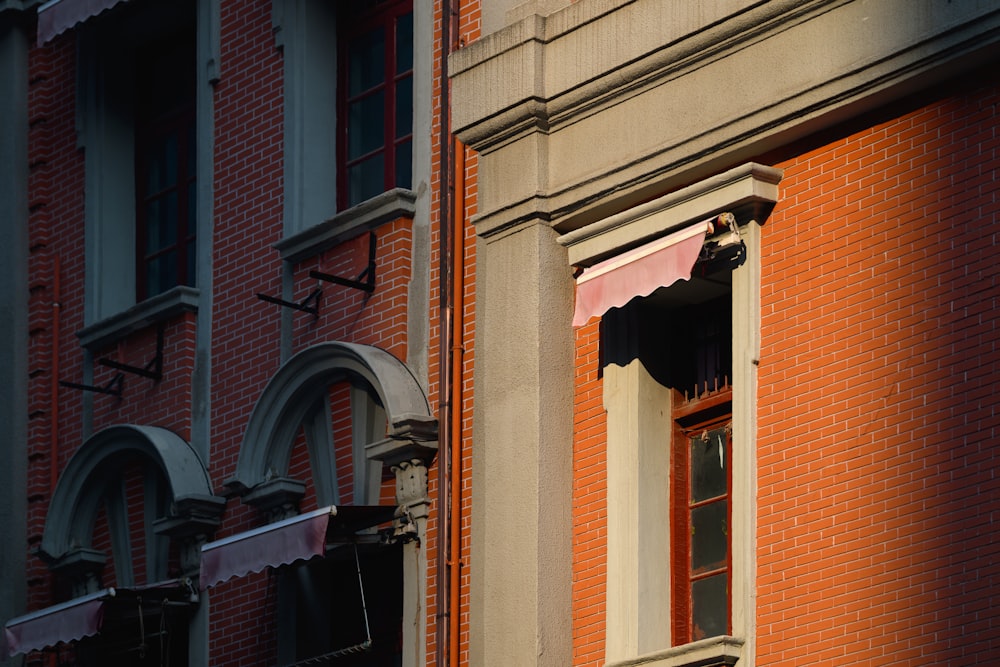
[572,219,716,327]
[199,504,397,590]
[37,0,130,44]
[3,579,194,657]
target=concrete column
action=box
[602,306,672,660]
[469,219,574,666]
[0,10,29,667]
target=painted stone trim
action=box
[76,286,199,351]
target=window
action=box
[135,33,197,300]
[338,0,413,209]
[77,0,200,323]
[661,296,734,645]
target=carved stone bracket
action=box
[241,476,307,523]
[153,494,227,576]
[46,547,106,598]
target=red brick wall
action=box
[24,29,87,612]
[572,319,608,665]
[757,77,1000,665]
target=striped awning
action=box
[199,505,396,590]
[37,0,129,44]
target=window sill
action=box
[77,286,200,352]
[275,188,416,264]
[605,636,744,667]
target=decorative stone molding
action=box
[46,548,106,599]
[76,286,199,352]
[604,635,744,667]
[557,163,781,267]
[274,188,417,264]
[451,0,1000,235]
[241,477,307,523]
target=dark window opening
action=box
[291,543,403,666]
[135,25,197,300]
[338,0,413,209]
[72,597,192,667]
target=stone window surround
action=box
[558,163,780,667]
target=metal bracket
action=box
[60,373,124,397]
[98,327,164,381]
[309,231,377,294]
[256,287,322,318]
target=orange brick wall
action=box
[572,319,609,665]
[757,76,1000,665]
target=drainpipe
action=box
[435,0,459,665]
[448,137,466,667]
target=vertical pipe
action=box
[449,138,465,667]
[50,255,61,494]
[435,0,455,664]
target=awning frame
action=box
[3,579,196,658]
[572,214,742,327]
[199,504,397,590]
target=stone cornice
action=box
[452,0,1000,236]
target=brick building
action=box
[1,0,477,665]
[451,1,1000,666]
[4,1,1000,667]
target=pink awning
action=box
[199,505,396,590]
[572,220,714,327]
[3,580,195,657]
[4,591,105,657]
[37,0,130,44]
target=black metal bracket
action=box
[60,373,124,397]
[309,232,377,294]
[257,288,322,318]
[98,327,164,381]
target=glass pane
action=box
[691,573,728,640]
[147,131,178,192]
[691,500,727,574]
[349,26,385,96]
[146,250,177,298]
[348,91,385,160]
[185,238,196,287]
[691,427,727,503]
[396,12,413,73]
[395,140,411,189]
[145,193,178,254]
[348,154,385,207]
[395,75,412,137]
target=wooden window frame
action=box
[671,386,733,646]
[134,36,197,302]
[337,0,414,210]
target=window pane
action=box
[395,140,411,189]
[349,26,385,96]
[395,75,412,137]
[185,238,196,287]
[691,428,727,503]
[348,91,385,160]
[396,12,413,73]
[146,250,177,298]
[691,573,728,640]
[348,154,385,207]
[145,193,178,254]
[691,500,727,574]
[147,131,178,193]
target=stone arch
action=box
[39,424,224,592]
[228,341,437,509]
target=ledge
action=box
[605,635,744,667]
[558,163,782,267]
[76,286,200,352]
[275,188,417,263]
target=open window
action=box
[577,163,781,666]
